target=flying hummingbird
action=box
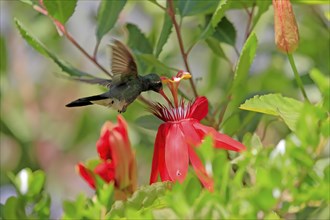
[66,40,163,113]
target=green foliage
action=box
[15,19,93,78]
[174,0,218,17]
[43,0,77,24]
[240,93,304,131]
[96,0,127,42]
[3,0,329,219]
[1,169,51,219]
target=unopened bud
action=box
[273,0,299,53]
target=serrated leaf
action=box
[175,0,218,17]
[15,19,94,78]
[96,0,126,41]
[126,23,153,73]
[155,13,172,57]
[126,23,153,54]
[232,33,257,90]
[135,115,162,130]
[43,0,77,24]
[211,0,229,28]
[212,16,236,46]
[239,94,304,131]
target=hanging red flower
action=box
[77,115,137,198]
[150,71,246,191]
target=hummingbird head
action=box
[142,73,163,93]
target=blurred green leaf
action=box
[212,16,237,46]
[97,183,114,210]
[15,19,94,78]
[252,1,271,30]
[155,13,172,58]
[310,68,330,111]
[1,197,22,219]
[0,36,7,74]
[135,115,162,130]
[205,37,226,59]
[43,0,77,24]
[96,0,126,42]
[211,0,229,28]
[240,93,304,131]
[126,23,153,54]
[174,0,218,17]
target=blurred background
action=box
[1,0,329,218]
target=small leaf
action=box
[232,33,258,91]
[239,94,304,131]
[15,18,94,78]
[0,35,7,74]
[43,0,77,24]
[126,23,153,54]
[211,0,229,28]
[310,68,330,111]
[175,0,218,17]
[96,0,127,41]
[212,16,237,46]
[155,13,172,58]
[1,197,21,219]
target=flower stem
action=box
[287,53,310,103]
[167,0,198,98]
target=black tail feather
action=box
[66,95,107,107]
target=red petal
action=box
[150,125,162,184]
[188,145,214,191]
[189,96,208,121]
[159,124,171,181]
[180,120,202,146]
[77,163,96,189]
[116,115,130,146]
[96,130,111,160]
[193,122,246,152]
[94,161,115,183]
[165,123,189,183]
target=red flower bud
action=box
[273,0,299,53]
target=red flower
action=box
[150,72,246,191]
[273,0,299,53]
[77,115,137,197]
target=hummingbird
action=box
[66,40,163,113]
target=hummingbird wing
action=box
[111,40,138,85]
[69,76,112,88]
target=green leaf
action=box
[43,0,77,24]
[310,68,330,111]
[232,33,258,91]
[1,197,21,219]
[96,0,126,41]
[135,115,162,130]
[239,94,304,131]
[211,0,229,28]
[126,23,153,54]
[155,13,172,57]
[175,0,218,17]
[15,18,94,78]
[28,170,46,196]
[136,54,177,75]
[212,16,237,46]
[205,37,226,58]
[0,35,7,74]
[252,1,271,30]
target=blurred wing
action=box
[71,76,112,88]
[111,40,138,84]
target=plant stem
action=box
[63,31,112,77]
[167,0,198,98]
[287,53,310,103]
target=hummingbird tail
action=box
[66,95,107,107]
